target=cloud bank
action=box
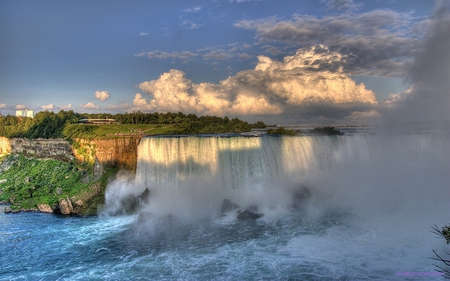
[234,9,421,77]
[135,45,377,120]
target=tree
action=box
[432,224,450,278]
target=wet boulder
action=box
[138,188,151,205]
[120,194,140,215]
[237,210,263,220]
[137,212,155,224]
[52,202,61,214]
[221,199,240,214]
[290,186,311,210]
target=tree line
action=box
[0,110,267,139]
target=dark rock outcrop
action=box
[290,186,311,210]
[221,199,240,214]
[137,212,155,224]
[120,194,140,215]
[237,210,262,220]
[93,158,104,177]
[138,188,151,205]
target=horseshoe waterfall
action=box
[2,131,450,280]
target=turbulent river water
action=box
[1,130,449,280]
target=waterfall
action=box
[135,135,352,191]
[104,131,449,222]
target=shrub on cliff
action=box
[310,126,344,135]
[266,127,298,136]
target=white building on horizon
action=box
[16,109,34,118]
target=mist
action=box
[97,4,450,277]
[380,3,450,130]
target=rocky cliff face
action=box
[9,138,73,160]
[73,137,142,171]
[0,137,12,157]
[1,136,142,171]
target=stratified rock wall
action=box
[9,138,73,160]
[73,137,142,171]
[1,136,142,171]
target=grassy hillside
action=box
[0,154,116,215]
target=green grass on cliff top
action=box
[94,124,177,136]
[63,124,178,139]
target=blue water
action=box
[0,207,447,281]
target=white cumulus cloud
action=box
[59,103,72,110]
[15,104,26,110]
[41,103,55,110]
[0,103,6,109]
[81,102,99,109]
[135,45,377,119]
[95,91,111,101]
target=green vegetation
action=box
[250,121,268,129]
[0,110,267,139]
[310,126,344,135]
[0,154,115,215]
[266,127,298,136]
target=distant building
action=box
[16,109,34,118]
[78,118,119,124]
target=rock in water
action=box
[221,199,240,214]
[59,196,73,215]
[120,194,140,214]
[138,188,151,205]
[237,210,262,220]
[52,202,61,214]
[221,199,232,213]
[38,204,53,213]
[290,186,311,210]
[137,212,155,224]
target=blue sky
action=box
[0,0,445,124]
